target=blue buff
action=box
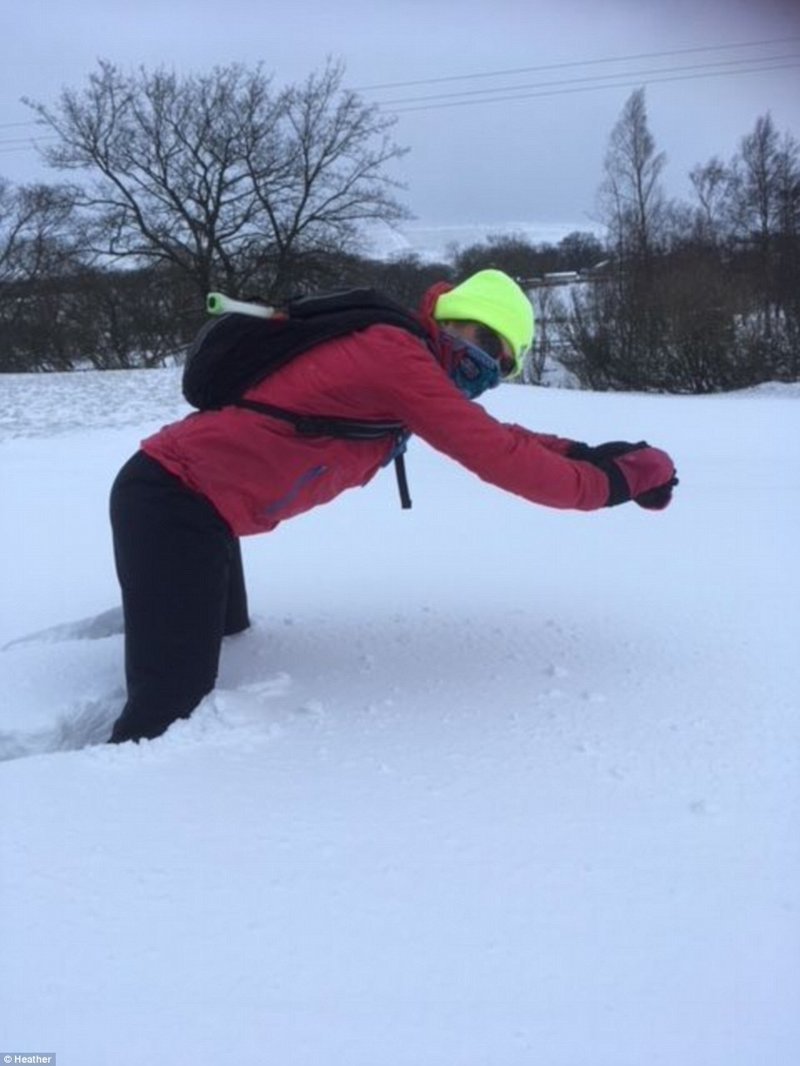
[450,341,502,399]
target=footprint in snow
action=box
[2,605,124,651]
[0,607,125,761]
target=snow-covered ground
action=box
[365,218,599,261]
[1,368,798,1066]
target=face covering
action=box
[449,339,502,400]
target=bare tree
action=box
[523,285,558,385]
[25,59,409,302]
[452,232,546,280]
[26,62,281,298]
[0,180,80,371]
[245,62,411,297]
[556,231,605,271]
[599,88,667,261]
[729,114,784,241]
[726,114,800,369]
[567,89,672,391]
[0,180,75,286]
[689,156,730,245]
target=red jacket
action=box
[142,310,610,536]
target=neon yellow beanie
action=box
[433,269,534,373]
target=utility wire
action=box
[3,55,795,137]
[0,146,56,155]
[2,34,797,127]
[0,136,57,153]
[389,60,800,114]
[0,135,54,146]
[355,36,800,92]
[1,38,797,146]
[380,53,799,107]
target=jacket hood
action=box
[417,282,460,376]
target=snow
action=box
[363,219,601,261]
[1,367,798,1066]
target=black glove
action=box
[568,441,678,510]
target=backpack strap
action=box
[233,398,405,440]
[233,398,413,509]
[393,452,412,510]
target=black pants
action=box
[108,451,250,743]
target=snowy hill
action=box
[363,218,599,260]
[1,368,798,1065]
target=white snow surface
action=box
[362,219,600,262]
[1,368,798,1065]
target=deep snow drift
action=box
[1,368,798,1066]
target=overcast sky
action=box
[2,0,799,239]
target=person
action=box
[108,269,677,744]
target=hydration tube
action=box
[206,292,275,319]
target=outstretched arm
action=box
[369,332,677,512]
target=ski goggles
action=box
[474,326,518,378]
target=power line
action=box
[0,119,39,131]
[380,53,799,108]
[389,60,800,114]
[3,35,796,124]
[379,53,797,108]
[354,36,800,92]
[0,134,54,146]
[1,38,797,152]
[0,138,57,157]
[0,133,57,151]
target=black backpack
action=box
[182,288,431,508]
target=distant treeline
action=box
[1,62,798,392]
